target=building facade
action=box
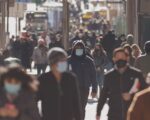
[127,0,150,48]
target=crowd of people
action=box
[0,29,150,120]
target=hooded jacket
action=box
[68,41,97,92]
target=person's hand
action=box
[0,108,8,117]
[96,115,100,120]
[7,108,19,118]
[122,93,131,101]
[91,92,97,98]
[5,104,19,118]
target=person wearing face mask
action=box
[96,48,147,120]
[0,67,41,120]
[37,47,82,120]
[68,40,97,119]
[32,39,48,75]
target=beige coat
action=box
[127,87,150,120]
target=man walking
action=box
[96,48,147,120]
[68,40,97,119]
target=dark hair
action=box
[92,43,106,57]
[113,48,128,57]
[144,41,150,54]
[0,67,33,91]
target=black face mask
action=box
[115,60,127,68]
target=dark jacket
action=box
[97,66,147,120]
[20,40,32,69]
[12,40,21,59]
[68,43,97,92]
[101,32,116,59]
[93,52,110,74]
[49,41,64,49]
[0,89,41,120]
[127,87,150,120]
[37,72,82,120]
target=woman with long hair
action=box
[131,44,142,59]
[92,43,111,90]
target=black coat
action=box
[49,41,64,49]
[97,66,147,120]
[37,72,82,120]
[101,33,116,59]
[68,55,97,92]
[12,40,21,59]
[20,40,33,69]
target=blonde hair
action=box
[131,44,142,58]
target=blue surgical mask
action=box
[57,61,68,73]
[75,49,84,56]
[4,83,21,95]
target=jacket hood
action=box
[71,40,86,57]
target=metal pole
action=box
[0,0,6,49]
[7,0,9,33]
[16,3,19,36]
[62,0,69,50]
[0,0,2,48]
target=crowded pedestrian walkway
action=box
[0,29,150,120]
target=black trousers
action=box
[80,88,89,119]
[37,64,47,75]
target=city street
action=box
[0,0,150,120]
[85,101,108,120]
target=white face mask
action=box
[75,49,84,56]
[56,61,68,73]
[4,83,21,95]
